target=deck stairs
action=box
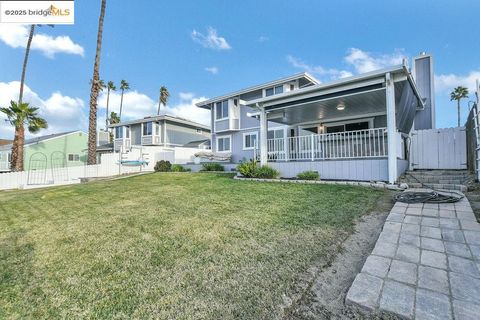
[399,170,475,192]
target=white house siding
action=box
[269,159,389,182]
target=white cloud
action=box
[191,27,231,50]
[344,48,406,73]
[0,81,86,138]
[205,66,219,74]
[179,92,195,101]
[258,36,269,43]
[97,90,157,120]
[0,24,84,58]
[164,95,210,126]
[286,55,352,80]
[434,71,480,95]
[97,90,211,126]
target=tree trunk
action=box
[458,100,461,127]
[10,126,20,171]
[119,90,124,120]
[106,87,110,130]
[16,124,25,171]
[157,93,161,115]
[12,25,35,171]
[87,0,107,165]
[19,25,35,105]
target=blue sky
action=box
[1,0,479,138]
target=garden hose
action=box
[394,191,463,204]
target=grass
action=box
[0,173,384,319]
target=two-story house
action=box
[196,53,436,184]
[109,114,210,152]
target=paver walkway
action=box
[346,191,480,320]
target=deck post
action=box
[259,105,268,165]
[386,72,398,184]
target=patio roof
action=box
[246,64,423,110]
[246,65,422,131]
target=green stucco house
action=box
[0,131,88,172]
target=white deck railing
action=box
[267,127,388,161]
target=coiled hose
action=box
[394,191,463,204]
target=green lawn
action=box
[0,173,385,319]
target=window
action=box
[115,126,123,139]
[126,127,130,138]
[215,100,229,120]
[143,122,153,136]
[196,128,202,134]
[290,84,295,91]
[155,123,160,135]
[216,136,231,152]
[68,154,80,161]
[243,132,258,150]
[265,85,284,97]
[267,128,284,139]
[345,122,369,131]
[325,121,370,133]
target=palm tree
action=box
[450,86,469,127]
[87,0,107,165]
[157,86,170,115]
[109,111,120,124]
[0,101,47,171]
[119,80,129,120]
[18,25,35,105]
[106,81,116,129]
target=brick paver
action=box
[346,192,480,319]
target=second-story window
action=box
[215,100,229,120]
[115,126,123,139]
[143,122,153,136]
[266,85,284,97]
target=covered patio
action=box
[248,65,424,183]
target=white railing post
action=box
[311,134,315,161]
[259,106,268,165]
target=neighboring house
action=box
[109,114,210,152]
[196,53,436,184]
[0,131,88,172]
[0,139,12,146]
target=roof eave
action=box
[244,65,409,107]
[195,72,317,108]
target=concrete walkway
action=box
[346,191,480,320]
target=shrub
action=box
[297,170,320,180]
[237,159,257,178]
[171,164,191,172]
[253,165,280,179]
[201,163,224,172]
[154,160,172,172]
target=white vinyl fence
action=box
[0,146,205,190]
[411,127,467,170]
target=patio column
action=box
[386,72,398,184]
[259,106,268,165]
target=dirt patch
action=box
[283,191,399,320]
